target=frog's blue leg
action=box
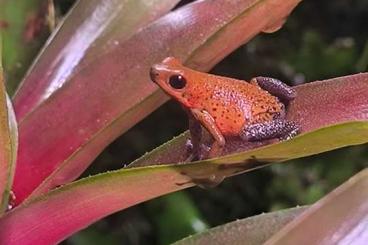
[250,77,296,103]
[240,119,300,142]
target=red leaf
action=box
[13,0,180,119]
[12,0,300,205]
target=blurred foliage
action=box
[147,192,208,245]
[10,0,365,244]
[0,0,52,95]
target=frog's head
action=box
[150,57,193,107]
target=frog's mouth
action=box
[149,67,160,83]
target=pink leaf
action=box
[130,73,368,168]
[13,0,180,119]
[12,0,300,205]
[265,169,368,244]
[0,74,367,245]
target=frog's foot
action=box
[278,122,300,140]
[207,141,225,159]
[185,139,211,161]
[240,119,300,142]
[250,77,296,104]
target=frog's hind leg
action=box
[240,119,300,142]
[250,77,296,104]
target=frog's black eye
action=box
[169,75,186,89]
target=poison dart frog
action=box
[150,57,300,160]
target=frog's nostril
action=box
[150,67,159,83]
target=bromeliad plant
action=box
[0,0,367,244]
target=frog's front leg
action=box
[240,119,300,142]
[190,108,225,159]
[186,109,204,161]
[250,77,296,103]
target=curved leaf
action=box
[172,206,308,245]
[130,73,368,168]
[13,0,180,119]
[0,166,195,245]
[13,0,301,204]
[11,0,181,204]
[265,169,368,245]
[0,119,366,244]
[0,42,18,214]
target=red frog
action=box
[150,57,299,160]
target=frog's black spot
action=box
[213,108,217,111]
[169,75,187,89]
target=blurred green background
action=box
[6,0,368,244]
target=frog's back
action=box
[187,75,284,136]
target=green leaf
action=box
[265,168,368,244]
[147,192,209,245]
[0,37,18,214]
[0,0,51,94]
[172,206,308,245]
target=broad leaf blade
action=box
[13,0,180,119]
[131,73,368,168]
[0,120,366,244]
[10,0,181,204]
[0,166,196,245]
[1,73,366,243]
[172,207,308,245]
[0,41,18,214]
[13,0,301,204]
[265,169,368,245]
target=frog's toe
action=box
[278,121,300,141]
[185,139,211,161]
[185,154,196,162]
[185,139,194,152]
